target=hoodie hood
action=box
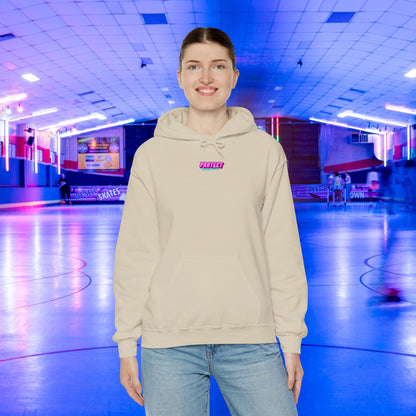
[154,107,258,156]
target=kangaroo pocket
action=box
[147,254,262,330]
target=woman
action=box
[332,172,345,206]
[344,171,351,202]
[113,27,308,415]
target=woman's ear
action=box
[232,69,239,89]
[177,69,183,89]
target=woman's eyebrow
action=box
[184,59,227,64]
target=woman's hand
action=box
[120,356,144,406]
[283,352,304,404]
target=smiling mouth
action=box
[196,87,217,95]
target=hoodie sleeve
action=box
[112,146,160,358]
[261,140,308,354]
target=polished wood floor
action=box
[0,202,415,415]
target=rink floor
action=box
[0,202,415,415]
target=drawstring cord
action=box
[200,138,225,158]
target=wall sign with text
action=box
[70,186,127,202]
[77,137,120,171]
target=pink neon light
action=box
[271,117,275,137]
[5,120,10,171]
[276,117,279,141]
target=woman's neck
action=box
[186,107,229,136]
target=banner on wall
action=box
[291,184,377,201]
[70,186,127,202]
[77,137,120,171]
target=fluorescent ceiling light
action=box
[10,107,58,122]
[385,104,416,116]
[337,110,408,127]
[60,118,135,137]
[336,110,352,117]
[39,112,107,131]
[22,73,40,82]
[404,69,416,78]
[310,117,382,134]
[33,108,59,117]
[0,93,27,105]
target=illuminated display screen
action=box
[77,137,120,171]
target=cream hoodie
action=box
[113,107,307,358]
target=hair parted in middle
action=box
[179,27,236,71]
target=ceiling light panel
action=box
[10,107,58,121]
[385,104,416,115]
[405,69,416,78]
[310,117,381,134]
[0,93,27,105]
[59,118,135,137]
[38,113,107,131]
[337,110,408,127]
[22,73,40,82]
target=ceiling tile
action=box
[135,1,166,14]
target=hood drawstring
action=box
[200,138,225,158]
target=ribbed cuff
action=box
[117,340,138,358]
[278,335,302,354]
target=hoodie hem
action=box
[140,324,277,348]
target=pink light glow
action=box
[5,120,10,171]
[407,125,411,160]
[276,117,280,142]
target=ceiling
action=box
[1,0,416,133]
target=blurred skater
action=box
[344,172,351,203]
[326,172,334,204]
[366,166,379,205]
[332,172,345,207]
[402,160,415,210]
[379,163,394,214]
[58,173,71,205]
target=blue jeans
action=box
[141,343,298,416]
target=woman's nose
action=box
[200,68,213,83]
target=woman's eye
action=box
[188,65,198,70]
[215,64,225,69]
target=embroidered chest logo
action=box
[199,161,224,170]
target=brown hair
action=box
[179,27,236,71]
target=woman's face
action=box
[177,42,239,114]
